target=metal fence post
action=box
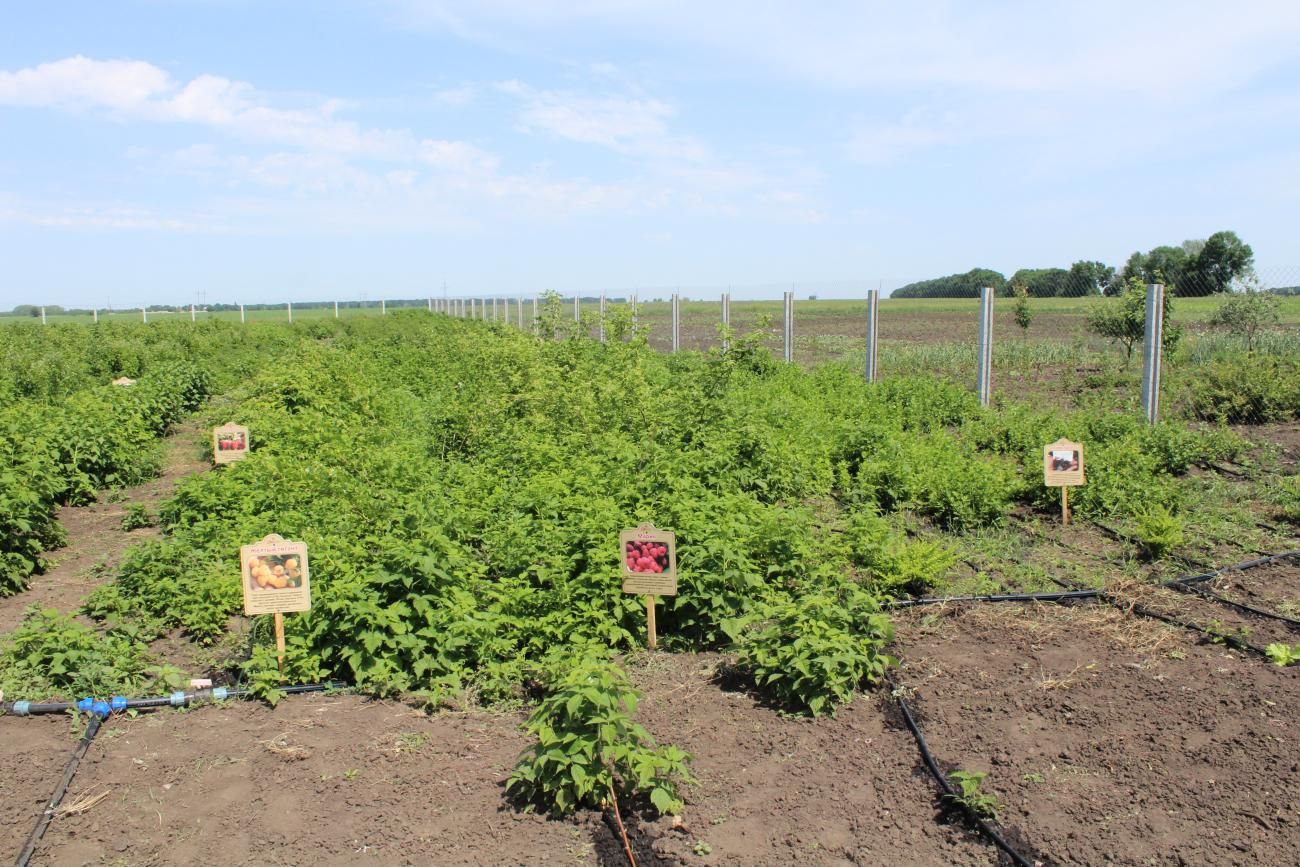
[671,293,680,352]
[976,287,993,406]
[783,291,794,363]
[721,292,730,352]
[865,289,880,383]
[599,293,606,342]
[1141,283,1165,425]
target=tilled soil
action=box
[896,593,1300,866]
[6,568,1300,866]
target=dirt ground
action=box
[6,561,1299,866]
[0,420,210,634]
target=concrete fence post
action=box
[976,287,993,406]
[241,304,246,323]
[142,307,147,323]
[721,292,731,352]
[190,304,196,322]
[287,301,293,324]
[574,295,580,323]
[92,308,98,324]
[783,291,794,363]
[333,300,338,319]
[671,293,680,352]
[599,293,606,342]
[865,289,880,383]
[1141,283,1165,425]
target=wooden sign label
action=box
[1043,439,1085,487]
[213,423,250,465]
[620,524,678,597]
[240,534,311,615]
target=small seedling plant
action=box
[945,770,1001,821]
[507,653,694,816]
[1266,643,1300,666]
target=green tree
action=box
[1006,268,1069,297]
[1086,277,1181,363]
[1209,284,1280,352]
[892,268,1006,298]
[1011,283,1034,335]
[1121,245,1190,293]
[1121,231,1254,296]
[1065,260,1117,296]
[1187,230,1254,296]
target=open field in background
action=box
[8,293,1300,327]
[8,296,1300,416]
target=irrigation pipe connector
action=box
[886,676,1042,867]
[2,680,348,718]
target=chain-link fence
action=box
[6,268,1299,427]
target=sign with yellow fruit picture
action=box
[240,534,310,615]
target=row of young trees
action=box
[892,230,1256,298]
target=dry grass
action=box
[54,788,111,817]
[260,733,311,761]
[902,593,1179,658]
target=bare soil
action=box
[8,565,1300,866]
[0,421,210,633]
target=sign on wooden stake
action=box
[212,423,250,464]
[1043,438,1085,525]
[240,534,311,673]
[620,524,677,650]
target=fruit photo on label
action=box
[624,540,670,573]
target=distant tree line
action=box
[892,230,1256,298]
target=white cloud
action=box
[389,1,1300,96]
[0,56,170,110]
[504,82,707,161]
[0,55,471,165]
[0,197,213,231]
[0,54,827,230]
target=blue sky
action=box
[2,1,1299,307]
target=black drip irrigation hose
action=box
[14,715,103,867]
[1167,580,1300,630]
[886,677,1041,867]
[1102,595,1275,660]
[889,550,1300,611]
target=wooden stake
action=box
[1062,486,1070,526]
[646,595,657,650]
[274,612,286,675]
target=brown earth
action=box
[8,564,1300,866]
[0,420,210,633]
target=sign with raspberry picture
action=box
[212,422,250,465]
[620,523,677,597]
